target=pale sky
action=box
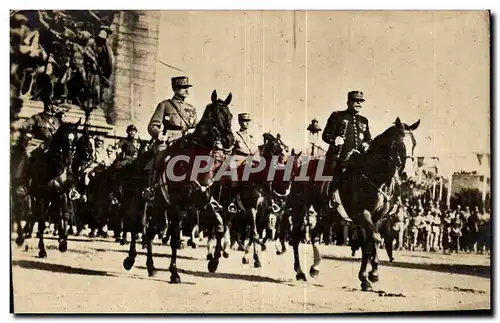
[149,10,490,172]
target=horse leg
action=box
[206,230,215,261]
[309,226,321,278]
[369,240,380,283]
[208,228,224,273]
[15,197,26,246]
[384,230,394,262]
[291,205,307,281]
[37,203,47,258]
[222,225,230,258]
[123,228,137,271]
[145,225,157,277]
[57,194,70,253]
[276,213,288,255]
[188,224,199,248]
[168,214,182,284]
[359,238,372,291]
[250,208,262,268]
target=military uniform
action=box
[233,113,258,156]
[22,111,62,154]
[146,76,197,179]
[13,110,62,181]
[322,91,372,167]
[117,137,141,161]
[322,91,377,240]
[147,77,197,144]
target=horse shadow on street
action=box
[11,260,170,283]
[91,247,200,261]
[136,265,288,284]
[322,254,490,279]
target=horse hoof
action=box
[38,249,47,258]
[25,245,29,252]
[170,274,181,284]
[58,240,68,252]
[115,237,121,243]
[361,281,373,291]
[15,236,24,247]
[309,266,320,278]
[207,253,213,261]
[120,239,127,246]
[191,243,197,249]
[162,237,169,245]
[389,257,395,262]
[101,232,108,238]
[123,257,135,271]
[368,272,379,283]
[296,273,307,282]
[242,257,249,264]
[254,261,261,268]
[222,251,229,258]
[68,228,74,236]
[261,244,267,252]
[89,231,95,238]
[208,259,219,273]
[148,267,157,277]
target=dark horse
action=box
[16,119,82,257]
[287,118,419,291]
[225,132,291,267]
[122,90,235,283]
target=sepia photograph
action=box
[8,7,491,314]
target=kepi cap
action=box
[238,113,251,121]
[172,76,193,88]
[347,91,365,102]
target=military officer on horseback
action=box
[323,90,372,170]
[322,91,381,241]
[233,112,259,159]
[146,76,198,183]
[20,98,67,154]
[116,124,141,165]
[14,98,67,179]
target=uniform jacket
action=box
[322,109,371,162]
[118,137,140,161]
[233,129,258,156]
[22,112,61,154]
[147,95,198,140]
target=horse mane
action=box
[192,99,234,150]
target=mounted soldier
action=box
[13,98,67,182]
[232,112,259,166]
[115,124,141,167]
[322,90,375,238]
[146,76,198,184]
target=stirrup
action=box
[329,190,352,223]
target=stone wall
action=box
[107,10,161,139]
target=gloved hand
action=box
[362,142,370,152]
[334,136,344,146]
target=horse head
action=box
[49,118,81,168]
[261,132,289,164]
[367,117,420,182]
[192,90,235,151]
